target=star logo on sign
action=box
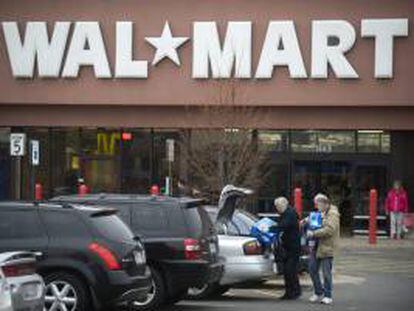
[145,21,189,66]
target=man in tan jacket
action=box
[306,193,340,305]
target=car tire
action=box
[187,282,218,300]
[44,272,90,311]
[131,267,165,311]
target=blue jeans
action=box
[308,255,333,298]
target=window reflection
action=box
[318,131,355,153]
[290,130,390,154]
[258,131,288,152]
[357,130,390,153]
[291,130,356,153]
[381,133,391,153]
[291,131,318,152]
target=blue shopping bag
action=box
[309,211,322,230]
[250,217,279,248]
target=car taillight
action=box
[243,240,264,256]
[89,243,121,270]
[184,238,202,260]
[2,263,36,277]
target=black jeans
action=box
[283,253,301,297]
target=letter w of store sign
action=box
[97,133,121,155]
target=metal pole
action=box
[15,157,21,200]
[30,142,35,200]
[168,160,173,196]
[31,164,36,200]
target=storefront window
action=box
[381,133,391,153]
[17,128,51,199]
[318,131,355,153]
[257,161,289,213]
[0,128,11,200]
[357,131,390,153]
[0,127,395,204]
[153,130,180,194]
[81,128,121,193]
[258,131,288,152]
[291,130,318,152]
[292,131,356,153]
[50,128,80,196]
[50,128,123,195]
[121,130,152,193]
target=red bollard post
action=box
[78,184,89,196]
[294,188,303,219]
[369,189,378,245]
[35,183,43,201]
[150,184,160,196]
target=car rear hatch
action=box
[181,200,219,263]
[82,207,147,276]
[216,185,253,230]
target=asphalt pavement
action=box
[164,236,414,311]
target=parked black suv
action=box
[0,201,152,311]
[52,194,224,310]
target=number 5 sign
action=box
[10,133,26,156]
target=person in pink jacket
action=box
[385,180,409,239]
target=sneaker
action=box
[321,297,333,305]
[309,294,323,303]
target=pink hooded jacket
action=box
[385,188,409,213]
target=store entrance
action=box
[354,164,388,215]
[293,161,352,212]
[292,159,389,233]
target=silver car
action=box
[211,209,275,286]
[0,252,44,311]
[188,185,274,299]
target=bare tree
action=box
[179,79,271,203]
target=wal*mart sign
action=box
[1,19,409,80]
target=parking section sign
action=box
[30,140,40,166]
[10,133,26,156]
[166,139,175,162]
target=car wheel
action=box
[44,272,90,311]
[187,283,217,300]
[132,267,165,311]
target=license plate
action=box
[22,283,41,300]
[133,250,146,265]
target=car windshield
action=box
[91,215,134,243]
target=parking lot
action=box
[163,237,414,311]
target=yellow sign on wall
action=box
[97,133,121,155]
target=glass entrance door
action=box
[293,161,352,229]
[293,160,389,233]
[354,165,388,215]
